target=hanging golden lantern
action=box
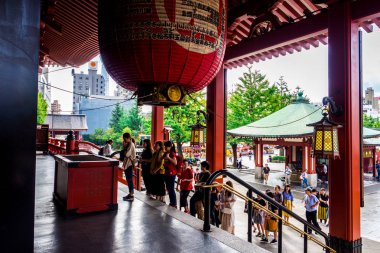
[189,110,207,146]
[307,97,342,159]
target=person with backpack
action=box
[163,141,178,208]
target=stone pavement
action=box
[34,155,267,253]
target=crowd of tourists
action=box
[245,184,329,244]
[105,134,330,241]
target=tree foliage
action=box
[164,91,206,156]
[227,67,295,166]
[120,102,144,137]
[108,103,125,133]
[37,92,48,124]
[84,101,147,149]
[227,67,293,132]
[363,114,380,128]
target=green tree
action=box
[109,103,125,133]
[37,92,48,124]
[164,91,206,157]
[121,101,144,138]
[363,114,380,128]
[227,67,294,166]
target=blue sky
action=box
[49,27,380,111]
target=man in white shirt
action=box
[122,133,136,201]
[103,139,113,156]
[284,165,292,185]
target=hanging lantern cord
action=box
[197,110,208,126]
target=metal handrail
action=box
[202,169,335,253]
[203,183,335,253]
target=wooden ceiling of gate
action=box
[39,0,380,68]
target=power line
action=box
[42,66,73,74]
[37,93,153,113]
[38,81,134,101]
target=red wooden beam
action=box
[286,0,305,16]
[224,11,328,63]
[278,3,298,20]
[373,18,380,29]
[291,42,303,52]
[298,0,318,12]
[352,0,380,23]
[360,21,373,33]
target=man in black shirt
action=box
[190,161,211,217]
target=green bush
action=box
[272,156,285,162]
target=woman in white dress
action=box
[220,180,236,234]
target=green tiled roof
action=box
[227,96,380,139]
[363,127,380,139]
[227,100,322,138]
[363,138,380,146]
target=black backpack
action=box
[98,146,104,156]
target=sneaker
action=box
[122,194,131,200]
[270,239,277,244]
[123,195,134,201]
[256,233,262,237]
[260,238,268,243]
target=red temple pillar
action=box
[151,106,164,144]
[206,68,226,173]
[328,1,361,251]
[254,142,264,179]
[303,144,317,187]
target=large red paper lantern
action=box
[99,0,227,106]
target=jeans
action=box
[190,191,203,216]
[124,165,134,194]
[302,178,309,188]
[165,175,177,206]
[211,208,221,227]
[306,210,321,233]
[180,190,190,208]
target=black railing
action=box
[202,169,332,253]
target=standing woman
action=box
[282,184,294,223]
[318,188,329,224]
[163,141,178,208]
[122,133,136,202]
[220,181,236,235]
[140,139,153,197]
[150,141,166,202]
[178,159,193,213]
